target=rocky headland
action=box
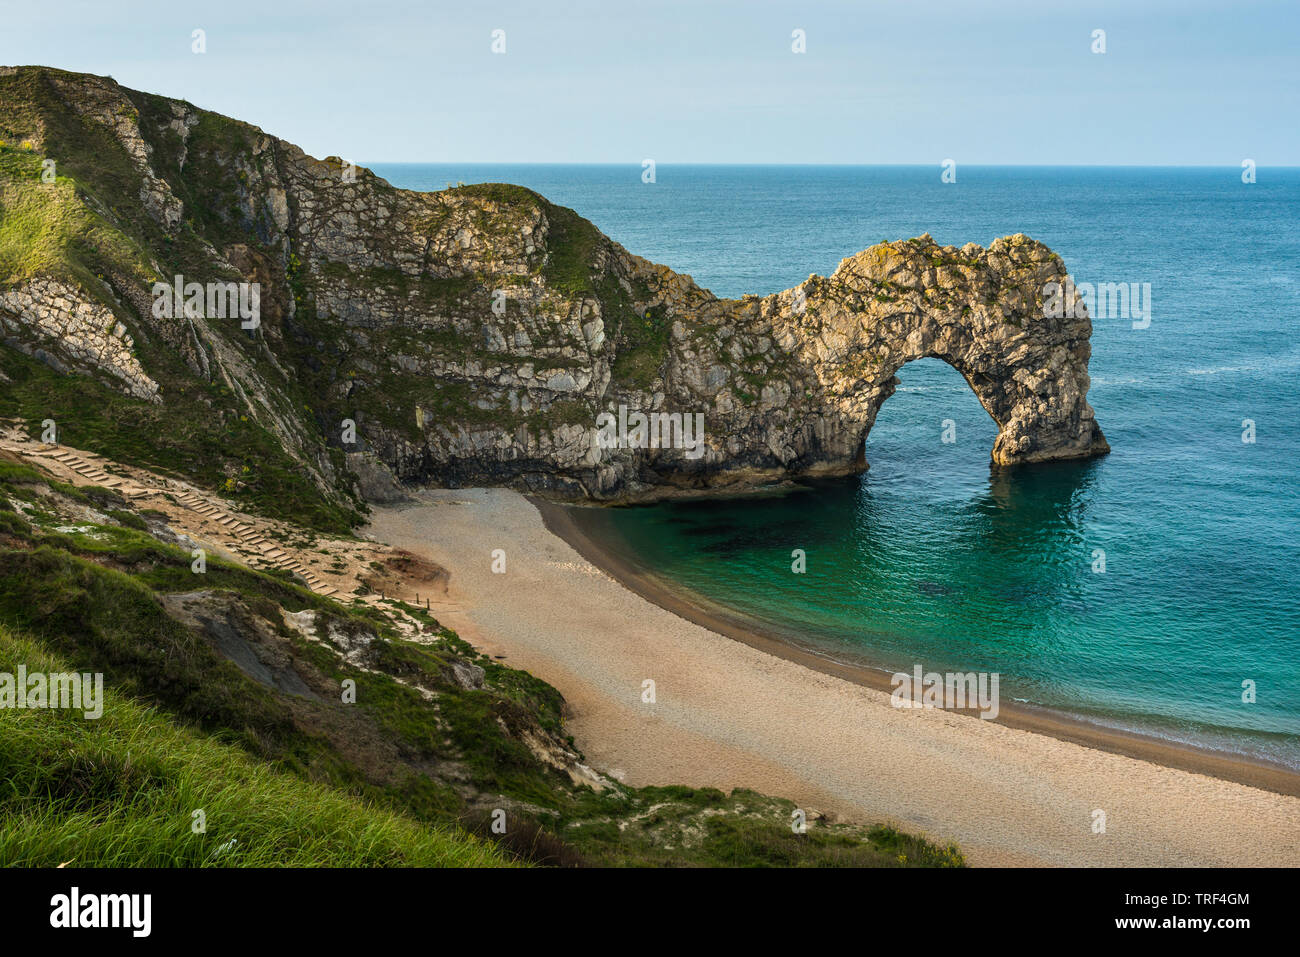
[0,65,1106,517]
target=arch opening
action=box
[863,357,1001,477]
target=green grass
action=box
[104,508,148,531]
[449,182,545,207]
[537,201,668,388]
[0,544,317,761]
[0,348,362,533]
[0,468,967,868]
[0,69,157,291]
[0,627,512,867]
[0,146,152,289]
[557,785,965,868]
[0,486,574,814]
[288,610,572,808]
[609,303,671,389]
[539,201,603,298]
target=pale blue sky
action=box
[5,0,1297,165]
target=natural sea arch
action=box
[653,233,1111,491]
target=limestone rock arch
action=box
[752,233,1108,477]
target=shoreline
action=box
[533,496,1300,800]
[365,488,1300,866]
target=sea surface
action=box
[374,163,1300,767]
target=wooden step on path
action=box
[15,443,345,599]
[136,483,338,599]
[43,448,120,487]
[237,533,338,598]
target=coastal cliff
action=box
[0,66,1106,517]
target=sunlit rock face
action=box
[555,232,1109,499]
[0,67,1106,504]
[751,233,1110,475]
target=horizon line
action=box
[362,161,1300,170]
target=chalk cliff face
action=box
[0,66,1106,512]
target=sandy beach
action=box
[366,488,1300,867]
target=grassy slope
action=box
[0,345,361,534]
[0,457,965,867]
[0,146,150,288]
[0,628,511,867]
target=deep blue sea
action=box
[374,164,1300,767]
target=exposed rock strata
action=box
[0,277,160,401]
[0,66,1107,504]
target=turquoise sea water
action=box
[376,164,1300,767]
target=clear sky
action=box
[5,0,1297,165]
